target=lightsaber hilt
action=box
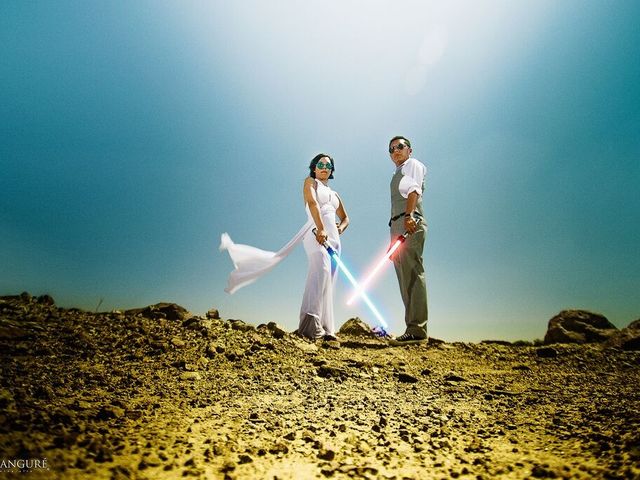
[387,231,409,253]
[312,227,334,253]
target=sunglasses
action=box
[389,143,409,154]
[316,161,333,170]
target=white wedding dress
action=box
[298,180,341,339]
[220,179,341,339]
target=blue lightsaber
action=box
[314,229,388,330]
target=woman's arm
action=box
[336,194,349,235]
[303,177,328,244]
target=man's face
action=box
[389,139,411,166]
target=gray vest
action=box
[390,165,424,220]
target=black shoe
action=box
[389,333,428,346]
[323,334,339,342]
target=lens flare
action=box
[322,244,388,330]
[347,233,408,305]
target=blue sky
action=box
[2,1,638,341]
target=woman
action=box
[299,153,349,340]
[219,153,349,341]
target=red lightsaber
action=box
[346,232,409,306]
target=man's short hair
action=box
[389,136,411,149]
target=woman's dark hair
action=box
[308,153,335,179]
[389,135,411,149]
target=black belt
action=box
[388,212,422,227]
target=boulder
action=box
[338,318,377,337]
[544,310,618,345]
[605,319,640,351]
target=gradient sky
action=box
[2,1,639,342]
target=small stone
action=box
[318,448,336,461]
[266,322,287,339]
[230,319,255,332]
[397,373,419,383]
[513,364,531,371]
[269,443,289,455]
[96,406,125,420]
[531,464,557,478]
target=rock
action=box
[265,322,287,339]
[229,319,255,332]
[536,347,558,358]
[182,317,202,329]
[96,406,125,421]
[125,303,189,321]
[318,448,336,461]
[605,319,640,351]
[338,318,377,337]
[206,308,220,320]
[268,443,289,455]
[205,343,216,357]
[317,365,347,380]
[293,339,318,353]
[480,340,512,346]
[544,310,618,344]
[36,294,55,306]
[397,373,419,383]
[531,464,557,478]
[180,372,201,381]
[321,340,340,350]
[513,364,531,371]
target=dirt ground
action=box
[1,294,639,479]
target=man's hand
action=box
[404,215,419,234]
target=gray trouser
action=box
[390,222,428,338]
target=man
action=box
[387,135,428,345]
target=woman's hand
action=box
[335,197,349,236]
[315,229,328,245]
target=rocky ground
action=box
[1,293,639,480]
